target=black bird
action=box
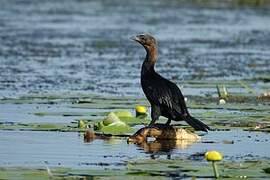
[131,34,210,132]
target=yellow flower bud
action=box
[205,151,223,161]
[135,105,147,114]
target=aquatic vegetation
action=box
[126,158,270,178]
[0,91,269,132]
[0,81,269,179]
[98,121,133,135]
[0,92,270,179]
[0,122,79,132]
[114,110,133,118]
[0,0,270,178]
[205,151,223,178]
[103,112,121,126]
[205,151,223,161]
[119,116,149,125]
[135,105,148,117]
[78,120,87,129]
[94,112,133,135]
[92,109,149,134]
[1,159,270,179]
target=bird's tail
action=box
[184,116,210,132]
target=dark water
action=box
[1,0,270,97]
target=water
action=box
[0,0,270,97]
[0,130,269,169]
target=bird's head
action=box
[130,34,157,49]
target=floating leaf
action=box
[0,123,78,132]
[99,121,133,134]
[78,120,87,128]
[114,110,133,118]
[103,112,121,126]
[119,116,149,125]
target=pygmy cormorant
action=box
[131,34,210,132]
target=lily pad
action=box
[93,112,133,134]
[99,121,133,135]
[114,110,133,118]
[127,159,270,179]
[0,122,79,132]
[103,112,121,125]
[119,116,149,125]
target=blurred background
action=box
[0,0,270,97]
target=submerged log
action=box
[127,124,200,144]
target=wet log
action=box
[127,124,200,144]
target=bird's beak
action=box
[130,35,141,43]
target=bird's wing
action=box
[144,74,188,116]
[165,80,189,115]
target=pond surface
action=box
[0,0,270,97]
[0,0,270,179]
[0,130,269,169]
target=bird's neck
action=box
[142,45,158,74]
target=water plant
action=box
[135,105,147,117]
[78,120,87,129]
[94,112,132,134]
[205,151,223,178]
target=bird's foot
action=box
[165,119,171,126]
[148,120,157,127]
[147,123,155,128]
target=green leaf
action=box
[114,110,133,118]
[99,121,133,135]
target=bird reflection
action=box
[135,138,197,153]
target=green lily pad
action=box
[103,112,121,126]
[78,120,87,128]
[93,112,133,134]
[120,116,149,125]
[114,110,133,118]
[0,123,79,132]
[98,121,133,135]
[113,110,149,125]
[127,159,270,179]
